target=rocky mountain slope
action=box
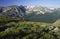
[0,5,60,23]
[0,5,26,18]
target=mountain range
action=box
[0,5,60,23]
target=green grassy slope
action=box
[0,21,60,39]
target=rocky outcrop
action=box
[44,26,59,33]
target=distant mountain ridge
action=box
[0,5,54,14]
[0,5,60,23]
[26,6,54,14]
[0,5,26,18]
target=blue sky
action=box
[0,0,60,8]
